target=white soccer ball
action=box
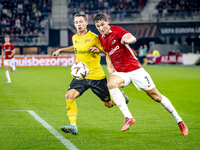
[71,62,89,80]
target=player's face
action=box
[95,20,110,36]
[4,37,10,43]
[74,17,88,32]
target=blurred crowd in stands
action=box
[68,0,148,20]
[153,0,200,20]
[0,0,52,42]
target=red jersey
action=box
[1,43,15,59]
[99,26,142,72]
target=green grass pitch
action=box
[0,65,200,150]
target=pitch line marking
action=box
[3,110,79,150]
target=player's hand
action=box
[121,39,128,45]
[88,47,100,53]
[52,50,60,59]
[8,55,12,58]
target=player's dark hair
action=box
[93,12,108,24]
[74,13,88,21]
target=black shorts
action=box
[68,78,111,102]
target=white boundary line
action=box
[3,110,79,150]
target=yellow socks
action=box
[66,99,77,125]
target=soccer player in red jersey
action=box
[1,35,16,83]
[92,12,188,135]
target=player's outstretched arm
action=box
[105,52,115,75]
[121,33,137,44]
[52,46,74,58]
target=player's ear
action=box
[107,20,110,25]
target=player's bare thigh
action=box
[107,74,125,89]
[144,87,162,102]
[65,89,80,100]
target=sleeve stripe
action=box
[125,44,138,60]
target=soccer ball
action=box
[71,62,89,80]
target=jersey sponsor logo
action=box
[74,46,91,54]
[84,39,90,43]
[148,84,151,87]
[109,45,120,55]
[77,50,90,54]
[74,48,90,54]
[111,40,116,44]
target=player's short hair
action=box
[93,12,108,24]
[74,13,88,21]
[4,35,10,38]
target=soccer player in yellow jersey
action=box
[53,14,127,135]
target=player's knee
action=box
[65,92,75,100]
[107,81,117,89]
[152,95,162,102]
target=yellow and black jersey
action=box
[72,30,105,80]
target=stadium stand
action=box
[65,0,200,22]
[0,0,51,46]
[154,0,200,20]
[67,0,148,21]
